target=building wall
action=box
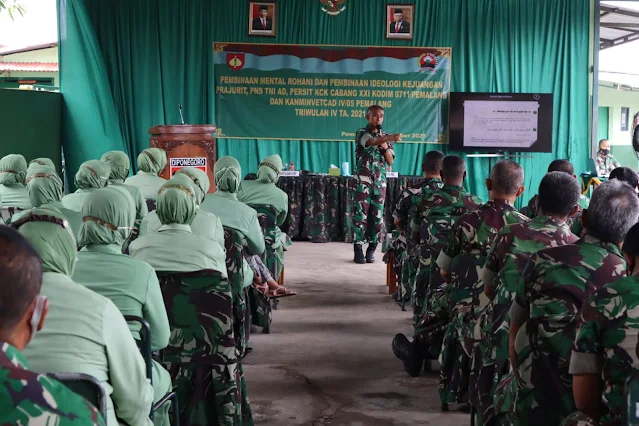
[597,84,639,169]
[0,47,58,86]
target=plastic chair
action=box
[47,372,107,421]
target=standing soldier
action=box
[352,105,401,264]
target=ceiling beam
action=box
[601,4,639,19]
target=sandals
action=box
[269,287,297,298]
[252,283,270,295]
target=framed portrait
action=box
[248,2,277,37]
[386,4,414,40]
[621,107,629,131]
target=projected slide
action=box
[463,100,539,149]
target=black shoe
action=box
[366,244,377,263]
[354,245,365,264]
[392,334,424,377]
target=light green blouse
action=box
[24,272,154,426]
[238,179,289,226]
[72,244,170,350]
[0,184,31,209]
[140,208,225,248]
[201,191,265,255]
[62,188,97,212]
[130,224,228,276]
[109,180,149,221]
[124,172,167,200]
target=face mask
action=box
[600,149,610,156]
[29,295,47,344]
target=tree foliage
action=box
[0,0,26,20]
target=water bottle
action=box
[341,161,350,176]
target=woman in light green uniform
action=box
[101,151,149,222]
[10,166,81,240]
[72,187,172,426]
[201,156,265,287]
[28,157,56,172]
[130,177,227,274]
[139,169,224,247]
[62,160,111,212]
[125,148,167,200]
[17,209,154,426]
[0,154,31,209]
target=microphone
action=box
[178,103,186,125]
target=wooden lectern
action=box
[149,125,217,193]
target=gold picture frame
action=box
[248,2,277,37]
[386,4,414,40]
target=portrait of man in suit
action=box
[386,4,414,40]
[249,2,276,36]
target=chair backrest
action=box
[47,372,107,421]
[249,204,278,247]
[156,270,236,365]
[124,315,153,384]
[146,199,157,213]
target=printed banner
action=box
[169,157,207,177]
[213,43,451,143]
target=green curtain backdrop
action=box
[58,0,590,202]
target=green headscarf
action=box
[14,208,77,276]
[28,158,55,172]
[25,166,63,207]
[156,177,196,226]
[78,187,135,247]
[137,148,166,175]
[101,151,130,181]
[175,167,210,204]
[74,160,111,190]
[214,156,242,193]
[0,154,28,186]
[257,154,283,184]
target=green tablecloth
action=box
[246,174,426,243]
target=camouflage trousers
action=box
[439,306,471,405]
[236,364,254,425]
[560,412,619,426]
[400,246,419,302]
[412,257,433,320]
[165,362,240,426]
[233,288,251,359]
[352,180,386,245]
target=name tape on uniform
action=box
[279,171,300,177]
[386,172,399,178]
[169,157,207,177]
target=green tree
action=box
[0,0,25,20]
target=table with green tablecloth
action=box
[245,174,426,243]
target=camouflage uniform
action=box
[410,185,482,321]
[562,275,639,426]
[595,152,620,177]
[526,193,589,237]
[159,270,242,426]
[437,200,528,408]
[0,341,105,425]
[472,216,577,426]
[392,178,443,298]
[352,127,393,245]
[495,235,626,426]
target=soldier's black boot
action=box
[354,244,365,264]
[392,333,425,377]
[366,244,377,263]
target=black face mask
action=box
[599,149,610,156]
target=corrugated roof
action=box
[0,62,58,72]
[601,4,639,49]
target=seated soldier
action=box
[393,155,482,377]
[0,154,31,209]
[436,160,528,410]
[130,177,227,274]
[391,150,444,302]
[201,156,265,289]
[73,187,172,426]
[246,253,296,296]
[27,157,55,172]
[524,159,589,219]
[62,160,111,212]
[562,222,639,426]
[125,148,168,200]
[238,154,289,273]
[16,209,154,426]
[0,226,105,425]
[596,139,620,177]
[502,179,639,426]
[101,150,149,226]
[472,171,580,425]
[10,166,81,239]
[140,168,225,247]
[609,165,639,191]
